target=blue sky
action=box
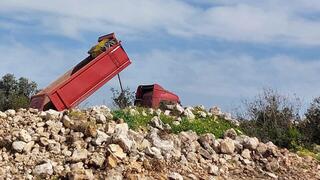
[1,0,320,111]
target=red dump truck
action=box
[134,84,180,109]
[30,33,180,111]
[30,33,131,111]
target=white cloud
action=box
[126,49,320,110]
[1,0,320,45]
[1,0,320,111]
[0,40,320,110]
[0,40,86,88]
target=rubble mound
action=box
[0,106,318,179]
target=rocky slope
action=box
[0,106,318,180]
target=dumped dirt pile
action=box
[0,106,318,179]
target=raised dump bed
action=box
[30,33,131,111]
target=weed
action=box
[170,116,238,138]
[68,110,87,121]
[112,108,240,138]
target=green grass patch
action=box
[112,108,241,138]
[296,146,320,161]
[297,148,315,157]
[112,109,153,131]
[316,153,320,161]
[169,116,239,138]
[68,110,87,120]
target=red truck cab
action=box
[134,84,180,109]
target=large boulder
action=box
[224,128,237,140]
[62,115,74,128]
[198,111,207,118]
[265,141,279,156]
[168,172,183,180]
[24,141,35,153]
[12,141,26,153]
[256,143,268,155]
[179,131,199,153]
[241,149,251,159]
[209,106,222,116]
[197,147,212,160]
[150,116,164,130]
[0,111,7,119]
[90,152,105,167]
[243,137,259,150]
[19,129,32,143]
[5,109,16,117]
[220,138,235,154]
[198,133,215,153]
[95,113,107,124]
[33,161,53,176]
[112,123,133,152]
[145,146,163,159]
[70,149,88,162]
[208,164,219,176]
[108,144,127,160]
[183,108,195,120]
[174,104,185,114]
[107,154,118,168]
[46,120,63,135]
[94,130,110,146]
[45,109,61,120]
[149,128,174,152]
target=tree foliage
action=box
[0,74,38,111]
[301,97,320,145]
[239,89,302,148]
[110,87,135,109]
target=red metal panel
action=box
[50,92,67,111]
[152,97,161,108]
[142,92,153,107]
[48,44,131,110]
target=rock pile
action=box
[0,106,318,179]
[160,104,240,126]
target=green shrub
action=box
[239,89,301,149]
[301,97,320,145]
[0,74,38,111]
[110,87,135,109]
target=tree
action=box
[0,74,17,96]
[0,74,38,111]
[17,77,38,97]
[111,87,135,109]
[239,89,302,148]
[302,97,320,145]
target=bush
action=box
[0,74,38,111]
[110,87,135,109]
[301,97,320,145]
[239,89,302,148]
